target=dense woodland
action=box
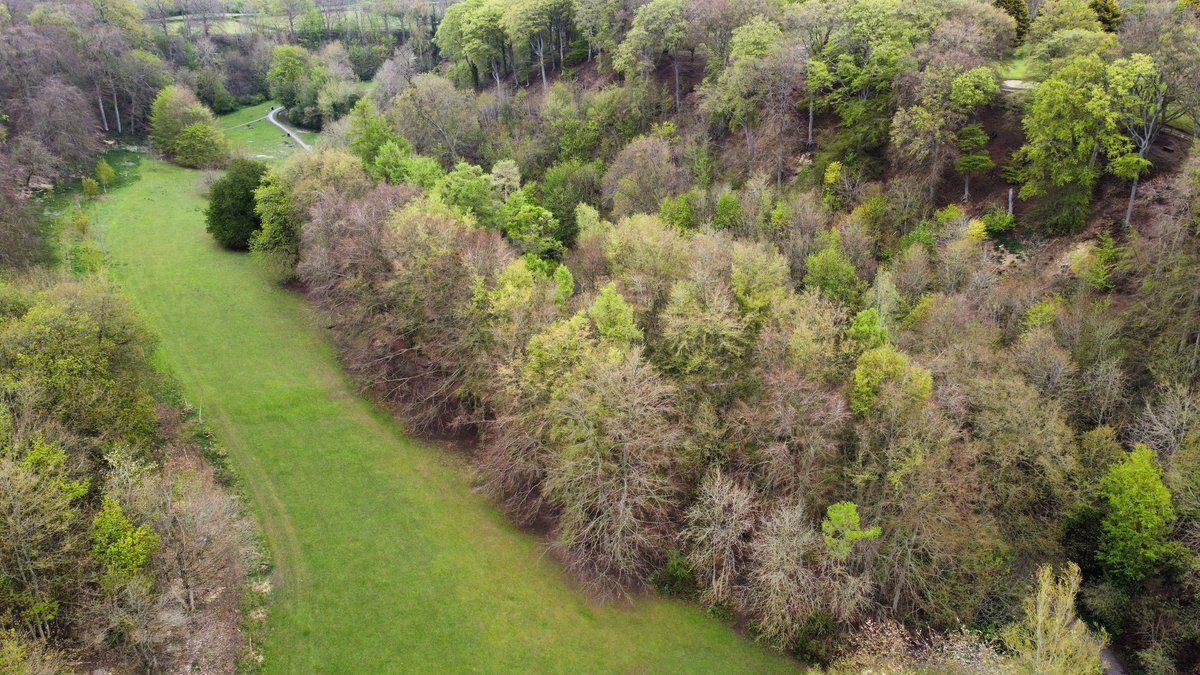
[5,0,1200,672]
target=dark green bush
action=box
[205,158,268,250]
[650,548,697,598]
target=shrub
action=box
[539,159,603,246]
[982,206,1016,235]
[803,230,861,306]
[1097,445,1176,587]
[81,177,100,198]
[849,345,932,417]
[848,308,888,349]
[713,192,742,230]
[149,85,216,157]
[659,191,697,230]
[173,123,228,168]
[95,159,116,192]
[650,548,697,598]
[205,158,268,250]
[588,283,642,345]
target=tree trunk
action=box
[1124,173,1139,227]
[1124,143,1151,228]
[538,36,548,93]
[111,83,122,134]
[96,89,110,132]
[744,124,754,168]
[807,94,815,146]
[962,175,970,202]
[672,56,680,111]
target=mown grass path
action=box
[90,156,798,673]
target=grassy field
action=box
[220,102,318,160]
[87,145,799,670]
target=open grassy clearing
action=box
[220,101,317,160]
[87,143,798,670]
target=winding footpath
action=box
[92,157,795,672]
[267,106,311,150]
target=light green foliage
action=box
[659,191,697,230]
[949,68,1000,114]
[0,287,156,443]
[713,193,741,230]
[520,314,595,402]
[1024,296,1061,330]
[92,497,158,590]
[821,501,881,562]
[1107,152,1151,182]
[490,159,522,200]
[955,123,994,198]
[437,162,502,230]
[173,122,228,168]
[729,242,788,327]
[149,85,222,165]
[502,191,566,259]
[436,0,508,87]
[95,159,115,192]
[575,203,605,237]
[81,178,100,199]
[501,0,568,91]
[604,214,691,317]
[1073,230,1122,291]
[1017,54,1125,217]
[573,0,620,62]
[370,139,416,183]
[848,308,889,349]
[267,44,312,109]
[553,265,575,310]
[0,629,70,672]
[803,230,861,306]
[892,65,997,193]
[1097,445,1175,586]
[982,207,1016,235]
[0,433,87,636]
[486,260,555,357]
[614,0,688,79]
[700,16,783,138]
[822,161,844,211]
[849,345,933,417]
[657,280,751,381]
[1001,563,1106,674]
[298,5,323,47]
[1028,0,1103,43]
[252,171,300,276]
[588,283,642,345]
[348,98,400,166]
[374,151,445,189]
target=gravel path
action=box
[267,107,310,150]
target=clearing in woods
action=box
[85,116,798,672]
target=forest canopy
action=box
[4,0,1200,671]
